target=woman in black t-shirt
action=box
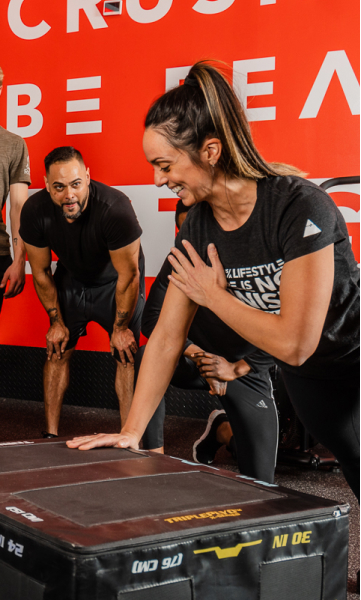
[68,61,359,501]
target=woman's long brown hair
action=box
[145,60,305,180]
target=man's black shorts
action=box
[53,264,145,361]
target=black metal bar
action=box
[320,176,360,190]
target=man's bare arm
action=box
[1,182,28,298]
[109,239,141,365]
[25,242,69,359]
[185,346,251,396]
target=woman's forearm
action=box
[121,328,186,441]
[206,286,316,366]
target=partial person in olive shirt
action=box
[0,65,31,310]
[20,146,145,438]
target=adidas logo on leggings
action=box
[256,400,268,408]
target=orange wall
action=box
[0,0,359,351]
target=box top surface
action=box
[0,440,146,473]
[0,440,343,552]
[16,471,282,527]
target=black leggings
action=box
[138,347,278,484]
[282,367,360,502]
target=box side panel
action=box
[0,520,76,600]
[76,514,349,600]
[0,511,348,599]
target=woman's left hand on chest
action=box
[168,240,227,307]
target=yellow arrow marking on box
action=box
[194,539,262,559]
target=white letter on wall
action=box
[67,0,108,33]
[7,84,43,138]
[126,0,173,24]
[165,66,192,91]
[233,57,276,122]
[8,0,51,40]
[192,0,235,14]
[300,51,360,118]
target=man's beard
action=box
[61,193,88,220]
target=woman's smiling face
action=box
[143,127,214,206]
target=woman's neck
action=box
[207,175,258,231]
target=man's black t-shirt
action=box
[20,180,143,286]
[175,176,360,378]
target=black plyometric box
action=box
[0,440,349,600]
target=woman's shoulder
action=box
[260,176,339,221]
[175,202,211,257]
[179,202,210,233]
[263,175,331,202]
[187,201,209,218]
[261,176,349,262]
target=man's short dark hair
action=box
[44,147,84,173]
[175,199,191,228]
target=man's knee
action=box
[115,360,135,385]
[46,348,74,367]
[114,344,145,378]
[113,346,141,367]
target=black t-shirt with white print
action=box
[142,255,275,379]
[176,176,360,378]
[20,180,144,286]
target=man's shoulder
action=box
[19,188,51,242]
[0,126,27,151]
[89,181,142,243]
[91,180,131,207]
[23,188,49,212]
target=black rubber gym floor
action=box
[0,397,359,599]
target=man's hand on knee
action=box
[46,323,70,360]
[110,328,138,367]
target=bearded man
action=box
[20,146,144,437]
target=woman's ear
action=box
[201,137,222,167]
